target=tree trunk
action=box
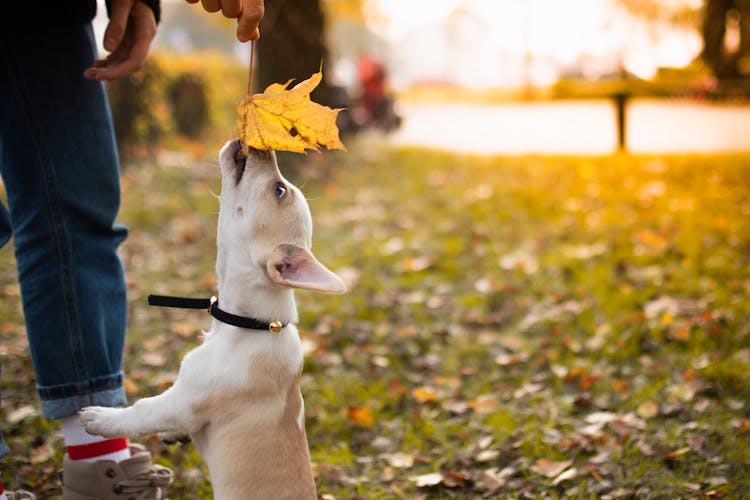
[703,0,733,78]
[255,0,335,105]
[737,0,750,76]
[702,0,750,79]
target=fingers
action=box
[237,25,260,42]
[84,2,157,80]
[221,0,242,18]
[94,32,153,80]
[201,0,222,13]
[188,0,263,41]
[192,0,243,17]
[237,0,264,42]
[103,0,135,52]
[84,45,132,80]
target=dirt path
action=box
[390,99,750,154]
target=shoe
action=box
[61,444,173,500]
[6,492,36,500]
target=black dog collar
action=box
[147,294,286,333]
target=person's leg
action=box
[0,21,128,422]
[0,203,10,462]
[0,19,172,499]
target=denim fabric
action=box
[0,22,128,456]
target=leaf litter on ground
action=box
[1,146,749,497]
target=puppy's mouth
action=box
[225,140,275,185]
[232,142,247,184]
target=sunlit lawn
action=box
[1,144,749,498]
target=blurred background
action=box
[92,0,750,157]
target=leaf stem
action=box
[247,40,255,97]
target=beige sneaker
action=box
[61,444,172,500]
[6,492,36,500]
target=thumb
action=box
[104,0,135,52]
[236,0,264,42]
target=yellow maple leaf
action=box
[235,70,345,154]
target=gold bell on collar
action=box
[269,320,283,333]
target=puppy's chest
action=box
[193,330,304,391]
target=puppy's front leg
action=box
[81,381,196,439]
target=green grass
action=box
[1,145,749,498]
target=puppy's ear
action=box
[267,244,347,294]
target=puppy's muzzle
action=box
[232,142,247,167]
[227,140,247,184]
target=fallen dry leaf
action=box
[733,418,750,433]
[235,70,345,154]
[530,458,573,478]
[141,352,167,367]
[123,378,139,396]
[380,466,395,482]
[30,442,56,464]
[412,386,439,403]
[551,467,579,485]
[383,452,416,469]
[476,467,511,493]
[410,472,444,487]
[442,399,470,414]
[468,394,499,414]
[387,379,409,399]
[663,446,691,463]
[701,490,727,499]
[494,351,530,368]
[399,255,437,273]
[172,321,199,338]
[611,378,630,396]
[475,449,500,462]
[345,405,373,428]
[312,462,357,486]
[637,401,660,419]
[442,469,471,488]
[7,405,37,424]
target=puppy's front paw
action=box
[79,406,125,437]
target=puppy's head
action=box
[218,140,345,294]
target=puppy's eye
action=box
[274,182,288,199]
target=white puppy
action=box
[81,140,346,499]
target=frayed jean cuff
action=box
[39,376,127,420]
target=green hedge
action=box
[106,51,247,158]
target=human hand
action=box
[84,0,158,81]
[185,0,264,42]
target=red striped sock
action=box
[61,415,131,463]
[67,437,129,461]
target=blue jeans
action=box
[0,22,128,458]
